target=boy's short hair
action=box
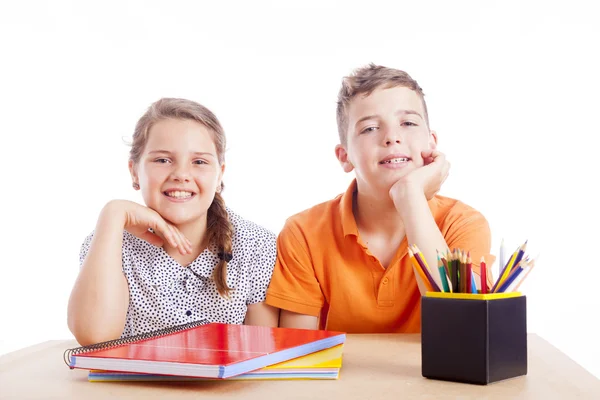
[336,63,429,145]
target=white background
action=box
[1,0,599,378]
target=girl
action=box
[67,98,279,346]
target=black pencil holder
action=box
[421,293,527,385]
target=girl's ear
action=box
[128,160,139,188]
[217,163,225,191]
[335,144,354,173]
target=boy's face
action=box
[129,118,224,227]
[336,86,437,194]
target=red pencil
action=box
[480,256,487,294]
[466,252,472,293]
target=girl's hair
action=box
[130,98,233,297]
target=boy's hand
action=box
[389,150,450,208]
[101,200,192,255]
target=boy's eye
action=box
[402,121,418,127]
[360,126,379,134]
[154,158,171,163]
[193,159,208,165]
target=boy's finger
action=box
[421,149,443,159]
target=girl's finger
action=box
[158,220,179,248]
[171,225,192,254]
[166,224,188,254]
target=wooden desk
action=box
[1,334,598,399]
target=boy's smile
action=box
[336,86,437,193]
[379,153,412,169]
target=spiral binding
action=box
[63,319,210,368]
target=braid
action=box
[207,187,234,297]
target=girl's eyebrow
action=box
[147,150,216,158]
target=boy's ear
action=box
[335,144,354,173]
[429,130,438,149]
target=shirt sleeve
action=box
[442,204,496,288]
[246,229,278,305]
[265,219,324,317]
[78,232,94,268]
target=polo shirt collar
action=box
[340,179,359,238]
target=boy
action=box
[265,64,494,333]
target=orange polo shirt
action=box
[265,180,495,333]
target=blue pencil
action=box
[471,272,478,293]
[496,265,526,293]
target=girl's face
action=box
[130,118,224,227]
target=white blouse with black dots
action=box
[78,208,277,338]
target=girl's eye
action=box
[361,126,378,134]
[193,160,208,165]
[402,121,418,127]
[155,158,171,163]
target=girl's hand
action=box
[102,200,192,255]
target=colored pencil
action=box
[466,252,472,293]
[480,256,488,294]
[492,246,518,292]
[437,252,450,292]
[411,245,441,292]
[408,248,434,293]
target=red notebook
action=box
[64,320,346,379]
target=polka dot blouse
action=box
[78,208,277,337]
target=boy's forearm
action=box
[279,310,318,329]
[395,187,447,291]
[67,205,130,345]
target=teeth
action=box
[382,158,409,164]
[165,191,193,198]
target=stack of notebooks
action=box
[64,320,346,381]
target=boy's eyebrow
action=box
[355,110,424,127]
[147,150,216,158]
[395,109,423,119]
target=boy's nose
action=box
[383,128,402,145]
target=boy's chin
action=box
[372,169,414,191]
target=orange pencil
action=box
[408,248,434,293]
[411,245,441,292]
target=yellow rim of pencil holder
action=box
[424,292,523,300]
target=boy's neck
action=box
[353,187,404,235]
